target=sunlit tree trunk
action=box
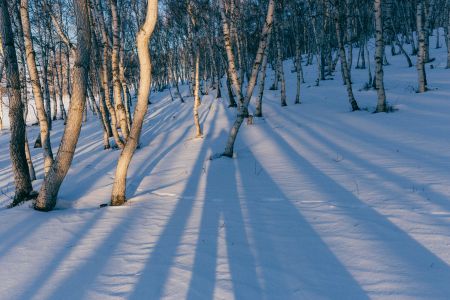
[193,51,202,137]
[35,0,91,211]
[20,0,54,175]
[110,0,130,139]
[111,0,157,206]
[223,0,275,157]
[219,0,244,108]
[0,0,33,206]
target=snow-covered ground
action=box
[1,34,450,299]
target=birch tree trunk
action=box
[374,0,387,112]
[20,0,54,175]
[0,0,33,205]
[223,0,275,157]
[417,1,428,93]
[275,23,287,107]
[219,0,244,108]
[35,0,91,211]
[94,0,124,148]
[110,0,130,139]
[294,38,302,104]
[111,0,157,206]
[446,0,450,68]
[255,39,270,117]
[193,50,202,137]
[335,8,359,111]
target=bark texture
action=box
[0,0,33,205]
[35,0,91,211]
[111,0,157,206]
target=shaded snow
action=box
[1,32,450,299]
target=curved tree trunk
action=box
[335,10,360,111]
[0,0,33,206]
[20,0,54,175]
[111,0,158,206]
[255,34,271,116]
[223,0,275,157]
[35,0,91,211]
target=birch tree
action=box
[223,0,275,158]
[111,0,158,206]
[374,0,387,112]
[35,0,92,211]
[20,0,54,175]
[0,0,34,206]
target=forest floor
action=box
[1,35,450,299]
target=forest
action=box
[0,0,450,299]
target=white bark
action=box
[417,1,428,93]
[0,0,33,205]
[110,0,130,139]
[35,0,91,211]
[20,0,54,174]
[111,0,158,206]
[223,0,275,157]
[193,51,202,137]
[374,0,387,112]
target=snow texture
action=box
[0,33,450,299]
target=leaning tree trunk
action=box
[94,0,124,148]
[255,40,270,117]
[223,0,275,157]
[34,0,91,211]
[416,1,428,93]
[111,0,157,206]
[219,0,244,108]
[335,11,360,111]
[374,0,387,112]
[20,0,54,175]
[0,0,33,206]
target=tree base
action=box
[111,195,126,206]
[8,190,38,208]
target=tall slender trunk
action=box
[446,0,450,68]
[20,0,54,174]
[276,23,287,107]
[193,51,202,137]
[35,0,91,211]
[255,39,270,116]
[110,0,129,139]
[94,0,123,148]
[294,38,302,104]
[374,0,387,112]
[111,0,157,206]
[219,0,244,108]
[335,10,359,111]
[0,0,33,205]
[417,1,428,93]
[223,0,275,157]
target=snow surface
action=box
[1,34,450,299]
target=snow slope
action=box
[1,34,450,299]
